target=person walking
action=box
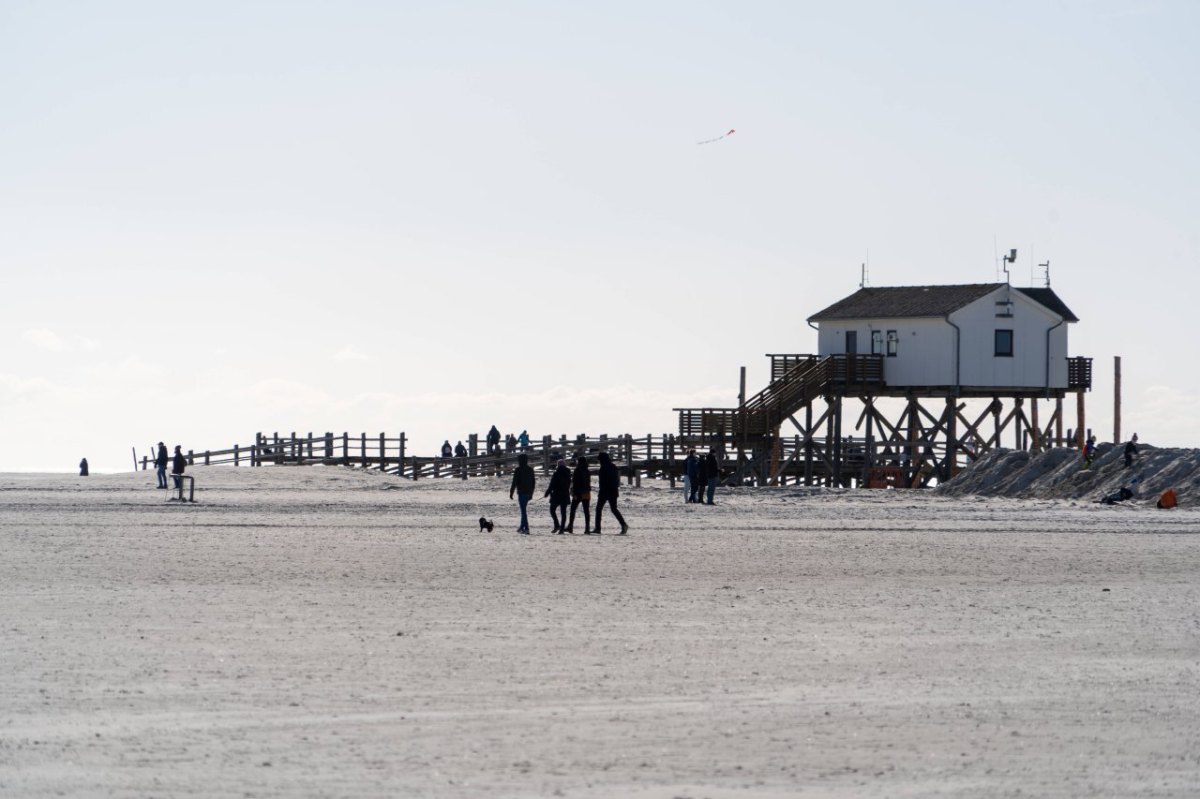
[486,425,501,455]
[684,449,698,503]
[545,458,571,534]
[567,455,592,534]
[171,445,187,490]
[594,451,628,535]
[704,448,720,505]
[509,453,536,534]
[1083,434,1097,469]
[154,441,169,489]
[693,449,708,504]
[1124,433,1139,468]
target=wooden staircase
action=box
[676,354,885,444]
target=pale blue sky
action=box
[2,0,1197,470]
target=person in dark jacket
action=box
[487,425,501,455]
[693,450,709,504]
[704,449,720,505]
[594,451,628,535]
[171,445,187,490]
[1124,433,1139,468]
[684,449,699,503]
[544,458,571,534]
[567,456,592,534]
[441,440,453,458]
[79,457,89,476]
[454,441,467,458]
[509,453,536,534]
[154,441,169,488]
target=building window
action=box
[995,329,1014,357]
[871,330,883,355]
[886,330,898,357]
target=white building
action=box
[807,283,1080,391]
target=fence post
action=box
[625,434,634,485]
[187,449,194,466]
[234,443,240,467]
[254,433,261,466]
[378,433,386,470]
[290,431,297,461]
[342,432,349,464]
[141,455,148,471]
[542,435,552,474]
[306,432,313,460]
[360,433,367,468]
[399,433,406,478]
[204,450,210,466]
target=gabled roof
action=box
[807,283,1079,323]
[1013,287,1079,323]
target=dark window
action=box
[995,329,1014,357]
[886,330,898,357]
[845,330,858,355]
[871,330,883,355]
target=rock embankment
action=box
[936,442,1197,505]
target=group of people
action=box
[152,441,189,490]
[442,427,531,460]
[1082,432,1140,470]
[682,448,721,505]
[509,451,628,535]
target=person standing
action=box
[704,448,720,505]
[1124,433,1139,468]
[154,441,169,489]
[567,455,592,534]
[683,449,698,503]
[171,445,187,490]
[594,451,628,535]
[487,425,501,455]
[1083,434,1097,469]
[545,458,571,534]
[79,457,89,476]
[509,453,536,534]
[518,430,530,450]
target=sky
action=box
[2,0,1198,472]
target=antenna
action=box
[1001,248,1017,284]
[860,261,870,289]
[1039,260,1051,288]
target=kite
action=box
[697,129,736,145]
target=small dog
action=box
[479,517,494,532]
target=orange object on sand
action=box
[1157,489,1178,509]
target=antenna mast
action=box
[1001,248,1017,284]
[1040,260,1051,288]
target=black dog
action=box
[479,517,494,532]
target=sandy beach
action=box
[2,465,1199,797]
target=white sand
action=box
[2,466,1199,798]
